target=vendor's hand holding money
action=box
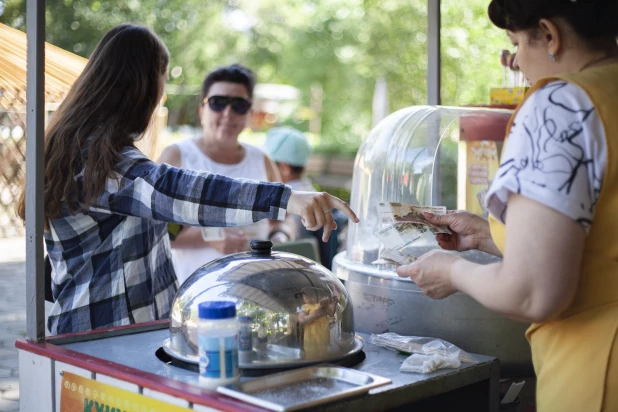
[396,249,460,300]
[424,211,495,254]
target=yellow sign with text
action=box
[457,140,500,216]
[60,371,192,412]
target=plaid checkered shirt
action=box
[45,147,290,335]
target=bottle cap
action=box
[198,301,236,320]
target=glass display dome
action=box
[334,105,533,377]
[346,105,512,265]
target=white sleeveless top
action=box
[171,138,270,284]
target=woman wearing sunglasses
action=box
[158,64,293,284]
[17,25,357,335]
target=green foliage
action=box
[313,140,358,158]
[436,131,459,209]
[0,0,511,146]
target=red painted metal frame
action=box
[15,322,267,412]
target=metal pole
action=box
[427,0,441,105]
[25,0,46,341]
[427,0,442,205]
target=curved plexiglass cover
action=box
[346,105,512,265]
[166,242,358,368]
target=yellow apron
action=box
[489,63,618,411]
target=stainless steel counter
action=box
[60,329,500,411]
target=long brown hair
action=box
[17,24,169,225]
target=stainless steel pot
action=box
[164,241,361,369]
[334,250,533,377]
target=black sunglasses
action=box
[205,96,252,115]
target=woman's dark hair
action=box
[17,24,169,224]
[199,64,256,105]
[488,0,618,44]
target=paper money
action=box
[371,250,416,269]
[376,220,453,251]
[370,258,399,269]
[377,202,446,224]
[376,223,422,250]
[380,248,417,265]
[377,202,452,234]
[374,202,459,269]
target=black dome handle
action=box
[251,240,273,256]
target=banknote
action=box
[377,202,452,234]
[371,249,416,268]
[376,221,453,251]
[370,258,398,269]
[377,202,446,224]
[380,248,417,265]
[375,223,422,250]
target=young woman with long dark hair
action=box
[17,24,357,335]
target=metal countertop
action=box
[60,329,500,411]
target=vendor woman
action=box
[397,0,618,410]
[16,24,358,336]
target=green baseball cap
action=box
[264,127,312,167]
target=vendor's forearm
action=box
[450,260,541,323]
[478,236,503,258]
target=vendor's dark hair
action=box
[200,64,256,104]
[17,24,169,225]
[488,0,618,46]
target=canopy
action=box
[0,23,87,111]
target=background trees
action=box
[0,0,510,148]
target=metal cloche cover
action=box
[165,241,360,369]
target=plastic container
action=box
[198,301,240,389]
[238,315,253,364]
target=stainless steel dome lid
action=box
[164,241,361,369]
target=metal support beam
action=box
[427,0,441,105]
[25,0,46,341]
